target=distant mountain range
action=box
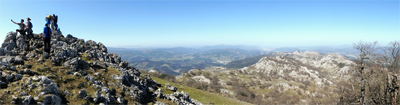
[109,45,359,75]
[109,45,269,75]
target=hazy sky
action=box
[0,0,399,48]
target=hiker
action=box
[43,23,52,53]
[45,14,55,31]
[25,17,33,39]
[11,19,26,36]
[52,14,58,30]
[45,15,52,29]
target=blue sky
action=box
[0,0,399,48]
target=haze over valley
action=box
[109,45,359,75]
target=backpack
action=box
[28,22,33,28]
[45,26,51,37]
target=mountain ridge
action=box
[0,31,208,104]
[172,50,356,104]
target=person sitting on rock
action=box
[43,23,52,53]
[25,17,33,39]
[11,19,26,36]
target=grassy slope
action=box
[142,72,251,105]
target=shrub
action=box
[339,62,345,68]
[256,80,261,85]
[297,90,302,95]
[268,88,280,98]
[253,95,264,105]
[234,85,256,103]
[203,72,211,79]
[161,74,176,82]
[230,78,240,86]
[301,80,311,86]
[299,85,306,90]
[195,71,202,76]
[209,75,222,92]
[283,76,294,81]
[226,81,232,85]
[260,83,272,89]
[184,78,208,90]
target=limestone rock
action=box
[42,52,49,59]
[166,83,177,92]
[98,42,107,53]
[14,56,24,65]
[4,32,17,43]
[2,40,16,51]
[155,101,166,105]
[78,89,87,98]
[21,95,33,105]
[2,56,14,63]
[42,94,61,105]
[39,83,60,96]
[0,48,9,56]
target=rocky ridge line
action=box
[0,31,202,105]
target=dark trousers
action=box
[16,29,26,35]
[54,23,58,30]
[27,32,33,38]
[44,37,51,53]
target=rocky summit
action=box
[0,31,202,105]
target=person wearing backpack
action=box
[25,17,33,39]
[11,19,26,36]
[43,23,52,53]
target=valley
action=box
[110,46,364,104]
[110,45,270,75]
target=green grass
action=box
[150,76,251,105]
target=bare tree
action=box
[381,40,400,104]
[383,40,400,73]
[353,41,378,105]
[352,40,400,105]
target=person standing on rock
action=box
[25,17,33,39]
[45,15,52,29]
[46,14,55,31]
[43,23,52,53]
[11,19,26,36]
[52,14,58,31]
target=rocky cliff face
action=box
[0,32,201,105]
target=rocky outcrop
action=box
[166,83,177,92]
[155,83,202,105]
[256,51,355,80]
[0,31,202,104]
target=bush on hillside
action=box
[183,78,208,90]
[203,72,211,79]
[159,74,176,82]
[209,75,223,92]
[224,55,266,69]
